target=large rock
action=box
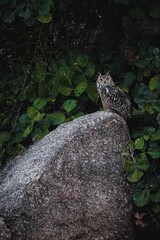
[0,111,134,240]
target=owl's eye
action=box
[99,78,102,81]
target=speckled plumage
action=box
[96,72,131,119]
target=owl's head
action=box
[96,72,114,89]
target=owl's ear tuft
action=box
[107,71,110,76]
[98,72,101,77]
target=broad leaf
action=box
[74,82,88,97]
[148,147,160,159]
[27,106,38,119]
[59,86,71,96]
[137,157,150,171]
[85,62,95,77]
[87,83,99,102]
[62,99,77,112]
[21,7,31,19]
[132,189,150,207]
[134,138,145,149]
[124,160,135,173]
[38,3,50,15]
[76,54,89,68]
[33,112,45,122]
[136,58,151,69]
[37,14,52,23]
[33,98,47,109]
[151,130,160,141]
[149,74,160,90]
[123,72,136,87]
[48,112,66,125]
[23,124,33,137]
[3,11,15,23]
[127,170,144,183]
[0,132,10,142]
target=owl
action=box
[96,72,131,119]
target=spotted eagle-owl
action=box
[96,72,131,118]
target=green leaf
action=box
[71,111,84,120]
[62,99,77,113]
[137,157,150,171]
[143,135,150,141]
[27,106,38,119]
[134,137,145,149]
[33,98,47,109]
[33,112,45,122]
[132,189,150,207]
[21,7,31,19]
[123,72,136,87]
[150,191,160,203]
[153,102,160,112]
[127,170,144,183]
[136,58,151,69]
[87,83,99,102]
[48,112,66,125]
[0,132,10,142]
[58,66,71,81]
[148,147,160,159]
[146,127,156,135]
[59,86,72,96]
[145,104,155,114]
[124,160,135,173]
[50,77,60,98]
[3,11,15,23]
[85,62,95,77]
[38,3,50,15]
[32,128,44,142]
[76,54,89,68]
[46,0,54,6]
[149,74,160,90]
[23,124,33,137]
[129,5,145,19]
[151,130,160,141]
[18,114,29,125]
[37,13,52,23]
[74,82,88,97]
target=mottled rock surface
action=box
[0,111,134,240]
[0,217,11,240]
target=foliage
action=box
[0,0,54,25]
[0,0,160,239]
[0,52,97,161]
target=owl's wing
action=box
[100,85,131,117]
